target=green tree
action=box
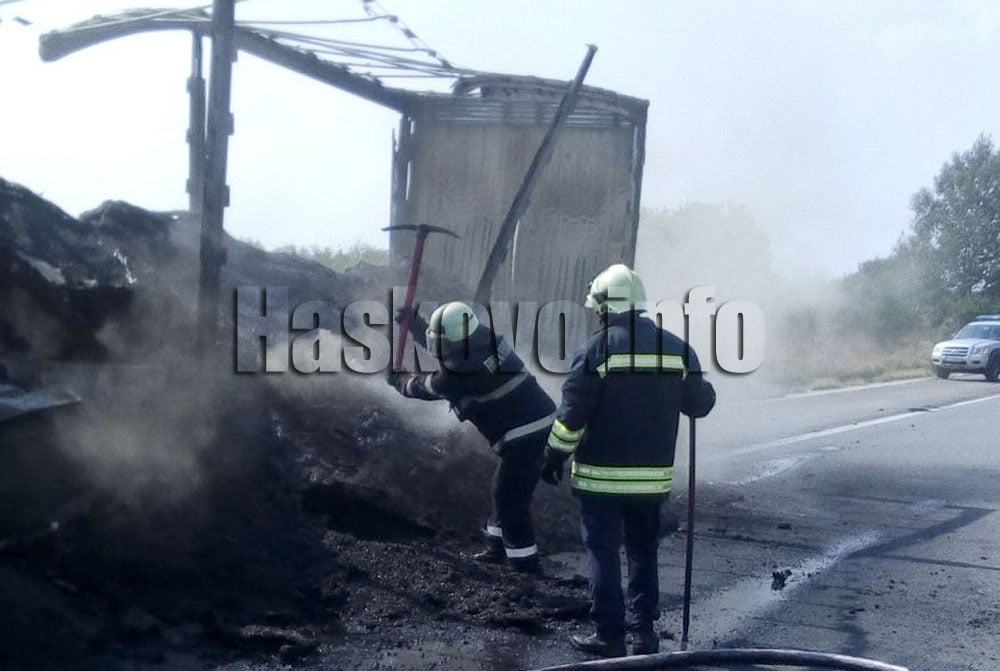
[839,238,927,340]
[910,134,1000,303]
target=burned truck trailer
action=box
[38,7,648,321]
[388,76,647,307]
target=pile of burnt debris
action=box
[0,178,586,670]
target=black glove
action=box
[388,372,415,395]
[540,448,567,486]
[394,306,428,334]
[681,374,716,418]
[394,305,415,325]
[395,307,429,347]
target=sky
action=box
[2,0,1000,278]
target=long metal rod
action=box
[680,416,696,649]
[196,0,236,354]
[473,44,597,304]
[528,648,910,671]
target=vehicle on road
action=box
[931,315,1000,380]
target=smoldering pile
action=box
[0,178,584,670]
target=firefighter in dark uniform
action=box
[390,301,556,574]
[541,264,716,656]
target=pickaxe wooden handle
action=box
[382,224,460,370]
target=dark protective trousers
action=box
[486,435,545,559]
[579,497,662,638]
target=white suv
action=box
[931,315,1000,381]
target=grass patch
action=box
[771,340,934,392]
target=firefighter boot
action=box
[570,632,627,658]
[629,628,659,655]
[510,555,543,576]
[471,536,505,564]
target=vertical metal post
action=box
[196,0,236,354]
[681,416,697,650]
[389,114,413,264]
[186,32,206,215]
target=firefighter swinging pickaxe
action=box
[382,224,461,370]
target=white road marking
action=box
[908,498,947,518]
[690,531,882,646]
[720,454,815,486]
[774,378,925,400]
[712,446,841,486]
[706,393,1000,463]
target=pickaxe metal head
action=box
[382,223,461,240]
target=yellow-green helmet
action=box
[585,264,646,314]
[426,301,481,355]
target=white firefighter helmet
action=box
[426,301,481,355]
[585,264,646,314]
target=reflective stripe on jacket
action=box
[402,334,556,450]
[570,461,673,495]
[549,311,715,498]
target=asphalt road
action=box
[223,374,1000,671]
[545,374,1000,670]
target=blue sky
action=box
[2,0,1000,277]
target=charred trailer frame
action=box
[389,76,648,309]
[38,9,648,347]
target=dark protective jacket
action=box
[547,311,716,497]
[400,328,556,454]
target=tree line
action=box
[637,134,1000,386]
[844,134,1000,341]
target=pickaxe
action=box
[382,224,460,370]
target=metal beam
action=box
[233,28,412,112]
[39,9,415,112]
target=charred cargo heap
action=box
[0,178,591,670]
